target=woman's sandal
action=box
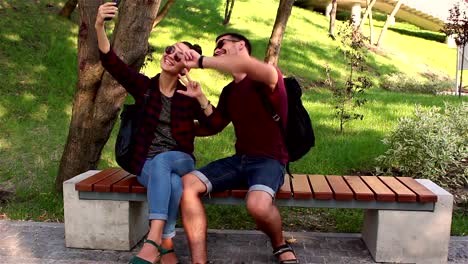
[129,239,174,264]
[273,242,300,264]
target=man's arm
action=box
[184,51,278,91]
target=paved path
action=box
[1,220,467,263]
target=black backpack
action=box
[256,76,315,164]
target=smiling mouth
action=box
[163,56,175,66]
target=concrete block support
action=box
[63,170,149,251]
[362,179,453,264]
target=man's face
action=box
[213,36,241,56]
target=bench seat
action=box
[63,169,453,263]
[75,168,437,211]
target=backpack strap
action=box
[253,86,294,180]
[253,86,285,136]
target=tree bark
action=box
[223,0,235,25]
[264,0,295,65]
[376,0,403,47]
[56,0,161,192]
[152,0,177,28]
[58,0,78,18]
[328,0,337,39]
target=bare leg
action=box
[160,238,178,264]
[137,219,165,262]
[246,191,296,261]
[180,173,208,263]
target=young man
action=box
[179,33,299,264]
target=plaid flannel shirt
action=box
[100,49,211,175]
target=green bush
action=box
[376,103,468,189]
[380,73,453,95]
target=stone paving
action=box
[0,220,467,264]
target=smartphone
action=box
[104,0,120,21]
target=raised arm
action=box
[204,55,278,91]
[183,50,278,91]
[94,2,150,98]
[95,2,118,54]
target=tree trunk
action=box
[58,0,78,18]
[328,0,337,39]
[264,0,295,65]
[357,0,377,31]
[223,0,235,25]
[56,0,161,192]
[376,0,403,47]
[152,0,177,28]
[460,43,465,97]
[368,5,375,44]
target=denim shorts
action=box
[191,155,285,198]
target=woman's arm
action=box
[95,2,150,98]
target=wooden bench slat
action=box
[379,176,417,202]
[75,168,120,191]
[94,170,132,192]
[291,174,313,199]
[343,176,375,201]
[131,182,146,193]
[360,176,395,201]
[231,189,248,198]
[276,173,292,199]
[326,176,354,200]
[308,175,333,200]
[211,191,230,198]
[397,177,438,202]
[112,175,141,193]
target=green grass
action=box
[0,0,467,234]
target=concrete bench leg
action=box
[362,179,453,264]
[63,170,149,251]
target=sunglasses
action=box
[214,39,240,51]
[164,45,183,62]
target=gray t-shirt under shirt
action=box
[147,94,177,158]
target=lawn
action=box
[0,0,466,235]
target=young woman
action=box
[95,3,212,263]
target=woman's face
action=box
[160,42,189,75]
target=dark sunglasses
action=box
[165,45,182,62]
[214,39,240,51]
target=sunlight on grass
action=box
[3,33,21,41]
[31,105,48,120]
[21,92,36,101]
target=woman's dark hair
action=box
[182,41,203,55]
[215,32,251,55]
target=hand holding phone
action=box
[104,0,119,21]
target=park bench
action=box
[63,168,453,263]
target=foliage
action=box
[327,22,372,133]
[376,103,468,189]
[441,1,468,96]
[442,1,468,46]
[380,73,453,95]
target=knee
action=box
[181,173,206,197]
[246,195,272,218]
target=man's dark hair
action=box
[215,32,252,55]
[182,41,203,55]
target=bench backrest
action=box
[75,168,437,204]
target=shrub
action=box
[376,103,468,189]
[380,73,453,95]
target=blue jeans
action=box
[138,151,194,238]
